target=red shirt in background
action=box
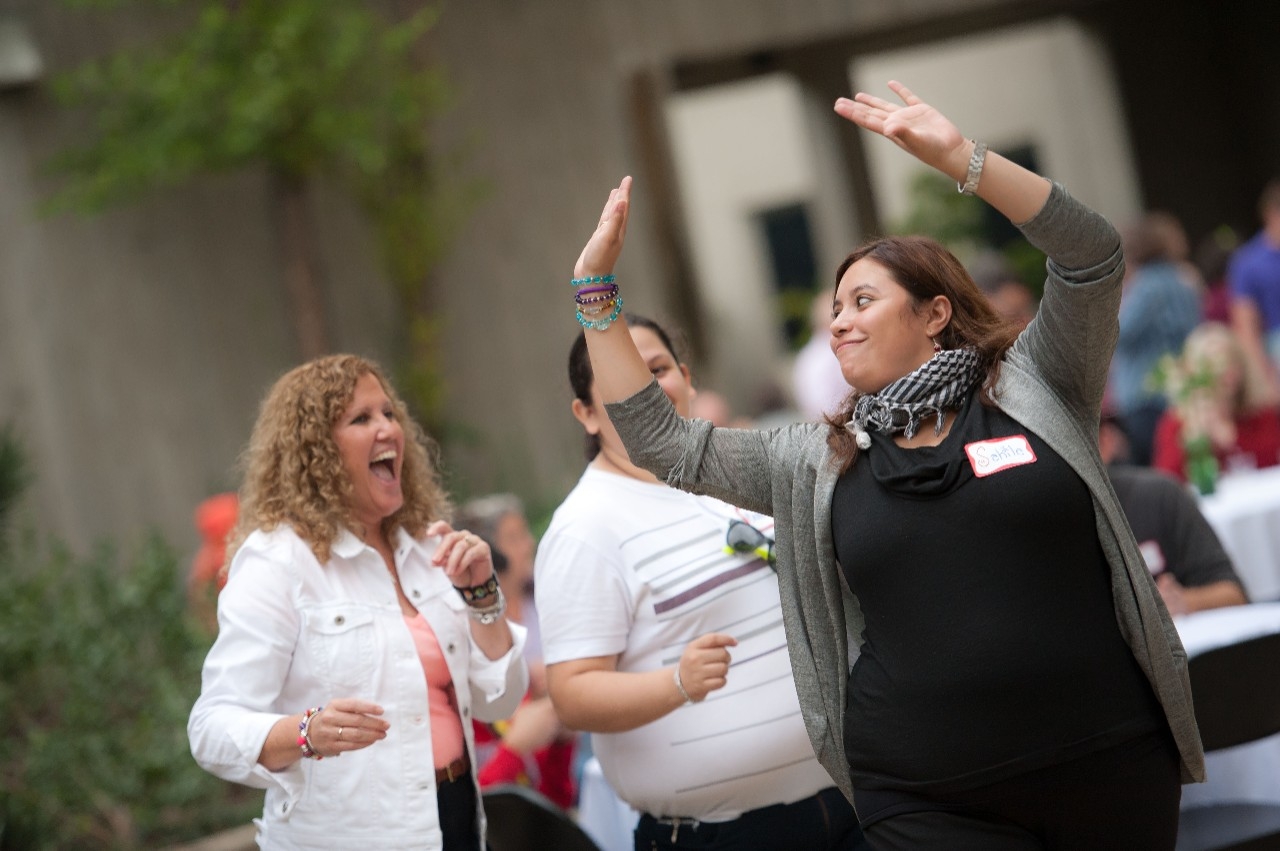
[1152,408,1280,481]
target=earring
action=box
[931,337,942,354]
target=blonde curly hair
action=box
[224,354,450,572]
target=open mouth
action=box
[370,449,398,482]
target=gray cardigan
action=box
[606,182,1205,803]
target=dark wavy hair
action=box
[567,314,682,460]
[824,235,1021,471]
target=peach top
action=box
[403,612,465,768]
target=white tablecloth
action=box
[1198,466,1280,602]
[1175,602,1280,808]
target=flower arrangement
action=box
[1150,333,1235,495]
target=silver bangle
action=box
[957,140,988,196]
[673,666,694,706]
[467,585,506,625]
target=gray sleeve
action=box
[1008,182,1125,417]
[604,379,814,516]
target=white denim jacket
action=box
[188,525,528,850]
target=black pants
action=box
[634,786,868,851]
[861,732,1181,851]
[437,772,481,851]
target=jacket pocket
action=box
[301,603,379,695]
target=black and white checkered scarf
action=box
[849,347,983,444]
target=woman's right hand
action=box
[676,632,738,702]
[309,698,389,758]
[573,176,632,278]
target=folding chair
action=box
[1177,631,1280,851]
[483,783,601,851]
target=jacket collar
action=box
[330,526,418,562]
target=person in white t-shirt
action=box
[793,290,853,421]
[537,315,866,851]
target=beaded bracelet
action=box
[578,299,618,318]
[577,295,624,331]
[297,705,325,760]
[467,586,507,625]
[571,273,624,331]
[457,575,500,605]
[571,274,615,287]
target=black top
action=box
[832,393,1162,795]
[1108,464,1244,593]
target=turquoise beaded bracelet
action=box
[571,274,615,287]
[577,296,623,331]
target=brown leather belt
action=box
[435,753,470,785]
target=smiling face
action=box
[332,372,405,533]
[829,257,951,394]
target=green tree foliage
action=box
[45,0,475,424]
[894,170,988,249]
[0,427,258,848]
[47,1,444,206]
[892,171,1046,298]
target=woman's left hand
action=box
[428,520,495,589]
[834,80,968,181]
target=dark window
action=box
[757,203,818,348]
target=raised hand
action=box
[574,176,632,279]
[834,80,968,180]
[676,632,738,703]
[428,520,496,589]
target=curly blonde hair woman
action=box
[225,354,448,569]
[190,354,528,851]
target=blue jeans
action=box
[634,787,867,851]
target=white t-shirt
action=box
[535,467,833,821]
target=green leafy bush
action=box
[0,427,260,849]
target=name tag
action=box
[965,435,1037,477]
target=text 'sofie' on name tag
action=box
[965,436,1037,477]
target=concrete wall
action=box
[0,1,398,555]
[852,18,1141,227]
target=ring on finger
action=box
[338,726,344,741]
